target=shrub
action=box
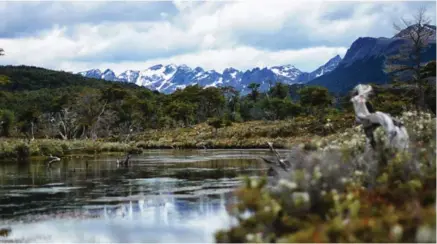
[0,109,15,137]
[216,111,436,243]
[15,143,30,161]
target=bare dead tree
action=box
[89,100,108,140]
[92,108,118,139]
[385,6,434,110]
[56,108,80,140]
[72,90,109,140]
[38,113,57,138]
[117,121,137,143]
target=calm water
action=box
[0,149,271,243]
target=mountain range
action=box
[79,24,436,95]
[79,55,342,94]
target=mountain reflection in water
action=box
[0,149,270,243]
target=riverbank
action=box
[0,114,356,161]
[0,139,138,161]
[133,114,355,149]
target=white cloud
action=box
[0,1,435,74]
[51,46,348,74]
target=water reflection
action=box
[0,150,268,242]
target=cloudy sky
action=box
[0,1,435,74]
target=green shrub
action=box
[15,143,30,161]
[0,109,14,137]
[216,111,436,243]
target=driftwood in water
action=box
[47,154,61,167]
[351,84,409,150]
[117,153,131,167]
[260,142,305,178]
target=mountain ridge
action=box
[79,55,343,94]
[308,24,436,94]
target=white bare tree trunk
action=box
[351,84,409,150]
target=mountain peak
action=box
[307,54,343,80]
[332,54,341,60]
[393,24,436,40]
[149,64,163,70]
[103,68,114,73]
[79,57,342,93]
[326,55,342,65]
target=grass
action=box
[0,112,357,160]
[0,138,141,161]
[134,113,355,149]
[215,111,436,243]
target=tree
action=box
[17,106,41,141]
[298,86,333,109]
[421,61,436,113]
[221,86,242,122]
[55,108,79,140]
[72,89,110,140]
[420,60,436,79]
[262,97,302,120]
[164,101,195,127]
[0,48,4,56]
[385,7,434,110]
[0,109,14,137]
[248,83,261,102]
[298,86,333,122]
[207,117,223,136]
[199,87,226,120]
[268,82,289,99]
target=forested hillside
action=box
[0,62,434,142]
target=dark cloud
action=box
[0,1,178,38]
[0,1,435,73]
[232,23,343,52]
[221,2,436,52]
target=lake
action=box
[0,149,273,243]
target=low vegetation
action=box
[0,62,434,144]
[215,111,436,243]
[0,138,141,161]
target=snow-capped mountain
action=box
[308,55,342,79]
[79,69,102,79]
[79,55,342,94]
[101,69,117,81]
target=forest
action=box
[0,62,435,144]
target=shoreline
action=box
[0,137,301,161]
[0,115,356,161]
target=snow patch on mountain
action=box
[309,55,342,79]
[79,55,342,94]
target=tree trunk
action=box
[418,81,426,111]
[30,122,35,141]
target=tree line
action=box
[0,65,343,140]
[0,6,435,141]
[0,62,434,141]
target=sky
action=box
[0,1,435,74]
